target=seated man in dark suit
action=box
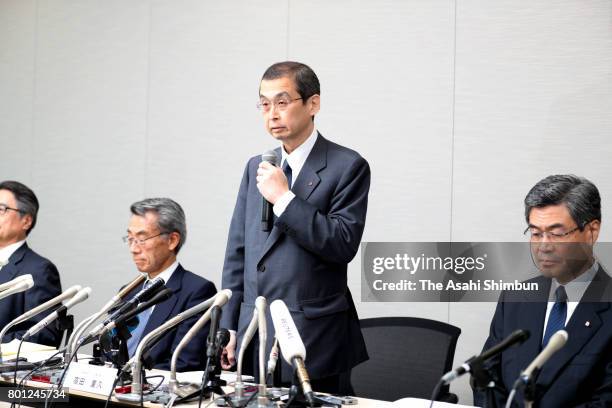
[474,175,612,407]
[122,198,217,371]
[0,180,62,347]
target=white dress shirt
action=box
[541,260,599,340]
[142,259,178,313]
[273,128,319,216]
[0,240,26,268]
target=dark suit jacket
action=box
[0,243,62,347]
[124,264,217,372]
[221,134,370,381]
[474,267,612,407]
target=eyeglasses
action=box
[122,232,167,247]
[0,205,24,216]
[256,97,303,112]
[523,226,581,242]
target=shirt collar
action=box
[280,128,318,179]
[0,240,26,264]
[146,260,179,285]
[550,260,599,302]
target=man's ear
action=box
[309,94,320,117]
[168,232,181,252]
[588,220,601,245]
[20,214,33,233]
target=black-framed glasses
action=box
[256,97,303,112]
[523,226,581,242]
[0,204,24,216]
[122,232,167,247]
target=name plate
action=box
[63,362,118,396]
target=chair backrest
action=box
[351,317,461,402]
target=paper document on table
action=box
[1,339,55,358]
[392,398,477,407]
[158,370,254,385]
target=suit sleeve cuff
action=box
[273,191,295,217]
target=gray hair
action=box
[130,197,187,254]
[524,174,601,229]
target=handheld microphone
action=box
[236,297,267,380]
[255,297,268,383]
[0,274,33,292]
[127,290,231,395]
[101,288,174,337]
[0,285,81,361]
[270,300,314,405]
[105,277,165,323]
[168,290,231,397]
[0,276,34,301]
[519,330,568,383]
[442,329,530,384]
[24,287,92,338]
[66,274,146,361]
[206,305,223,358]
[216,328,230,349]
[261,149,279,231]
[85,277,165,339]
[266,337,279,380]
[238,311,258,375]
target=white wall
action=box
[1,0,611,404]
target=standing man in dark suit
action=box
[0,180,62,347]
[474,175,612,407]
[220,61,370,395]
[123,198,217,371]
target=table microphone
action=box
[261,149,279,231]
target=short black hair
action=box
[0,180,39,235]
[524,174,601,229]
[261,61,320,101]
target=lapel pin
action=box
[308,181,313,186]
[585,321,591,327]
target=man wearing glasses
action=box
[122,198,216,371]
[474,175,612,407]
[220,62,370,395]
[0,180,62,346]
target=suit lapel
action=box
[1,243,29,283]
[291,134,326,201]
[515,277,550,374]
[536,267,611,388]
[257,135,328,264]
[142,265,182,337]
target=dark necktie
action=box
[542,285,568,347]
[283,161,293,189]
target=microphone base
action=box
[218,386,286,407]
[171,382,210,400]
[114,391,170,404]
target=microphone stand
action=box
[198,308,234,407]
[55,309,74,348]
[512,367,541,408]
[285,370,335,408]
[468,358,500,408]
[101,317,134,382]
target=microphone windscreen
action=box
[65,287,92,308]
[270,300,306,364]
